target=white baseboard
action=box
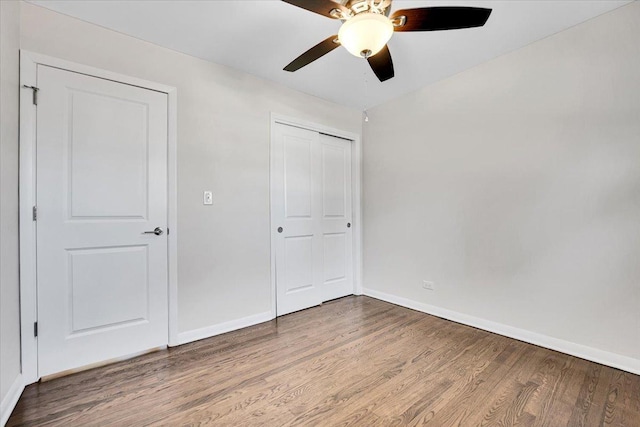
[177,311,273,345]
[1,373,24,427]
[364,288,640,375]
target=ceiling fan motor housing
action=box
[338,12,394,58]
[344,0,392,16]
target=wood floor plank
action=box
[346,330,504,425]
[61,299,395,426]
[158,306,422,426]
[404,341,533,426]
[524,352,571,426]
[7,296,640,427]
[604,369,640,426]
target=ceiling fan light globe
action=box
[338,13,393,58]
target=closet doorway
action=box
[270,118,361,316]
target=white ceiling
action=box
[28,0,632,110]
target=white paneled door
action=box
[273,123,353,316]
[319,133,353,302]
[36,65,169,377]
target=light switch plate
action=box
[203,191,213,205]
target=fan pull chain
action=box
[363,71,370,123]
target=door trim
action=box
[19,50,179,384]
[269,114,363,318]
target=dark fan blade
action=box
[367,45,394,82]
[284,35,340,72]
[282,0,350,19]
[392,7,492,32]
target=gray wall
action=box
[19,2,362,334]
[1,0,22,408]
[363,2,640,362]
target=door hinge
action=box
[23,85,39,105]
[34,322,38,337]
[32,206,37,221]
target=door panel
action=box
[68,246,149,333]
[323,233,347,282]
[284,235,315,293]
[284,137,313,218]
[68,90,149,219]
[322,144,348,218]
[36,65,168,377]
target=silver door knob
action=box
[277,227,283,233]
[142,227,164,236]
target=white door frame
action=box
[269,113,363,317]
[19,51,179,385]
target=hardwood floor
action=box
[8,296,640,426]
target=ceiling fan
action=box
[282,0,492,82]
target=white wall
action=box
[1,0,23,418]
[19,2,362,334]
[363,1,640,368]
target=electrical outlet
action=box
[422,280,435,291]
[203,191,213,205]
